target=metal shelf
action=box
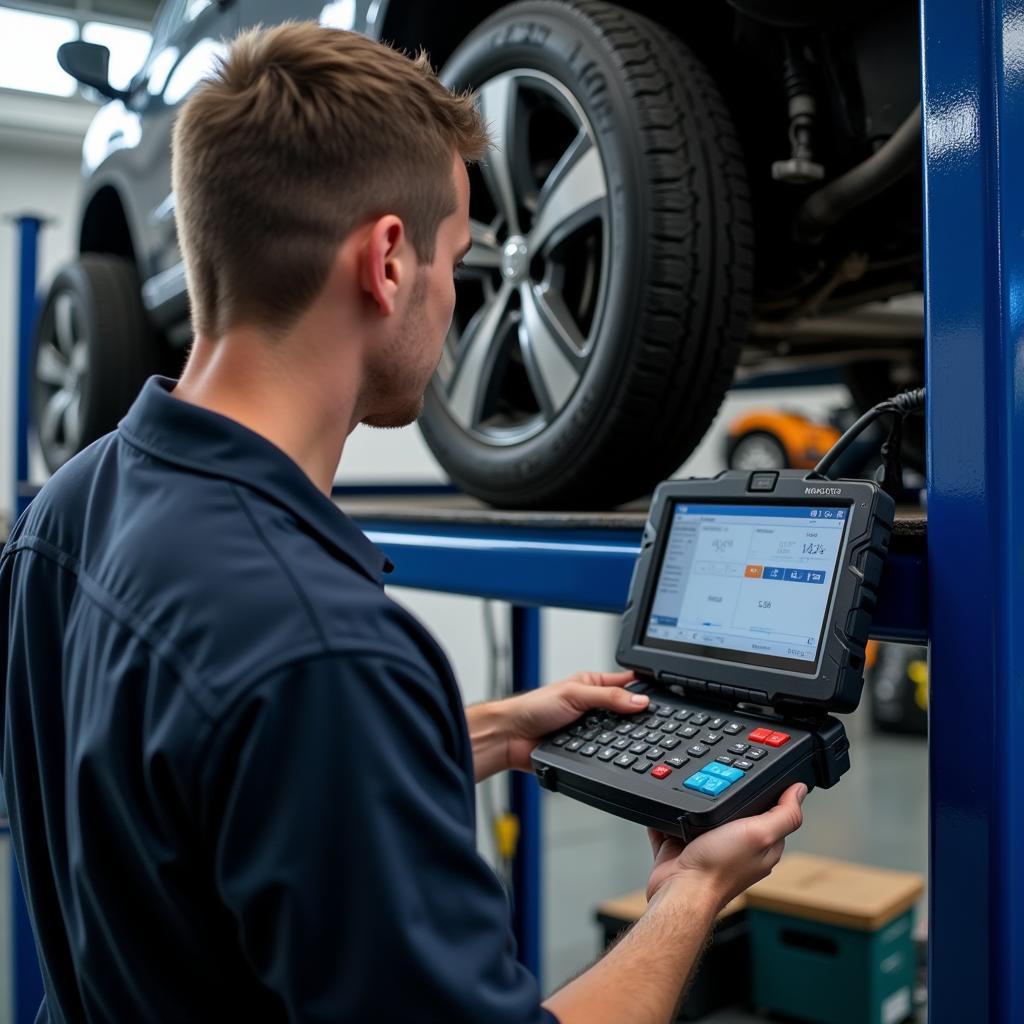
[347,495,927,643]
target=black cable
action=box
[812,387,925,482]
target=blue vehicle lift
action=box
[5,0,1023,1017]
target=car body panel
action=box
[726,409,841,467]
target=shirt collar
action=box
[119,377,392,583]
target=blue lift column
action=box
[922,2,1024,1021]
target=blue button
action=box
[764,566,785,580]
[805,571,826,584]
[684,771,713,791]
[786,569,808,582]
[699,776,732,795]
[704,762,744,783]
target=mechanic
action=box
[0,23,805,1024]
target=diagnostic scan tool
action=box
[532,470,894,840]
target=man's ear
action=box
[359,215,406,316]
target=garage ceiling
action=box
[7,0,159,29]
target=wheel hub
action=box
[501,235,530,283]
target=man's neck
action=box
[173,323,361,496]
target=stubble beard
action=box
[362,273,435,429]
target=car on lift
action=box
[39,0,923,508]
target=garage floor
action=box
[542,697,928,1020]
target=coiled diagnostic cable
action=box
[811,387,926,493]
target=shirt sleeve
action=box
[199,650,555,1024]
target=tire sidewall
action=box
[422,3,663,498]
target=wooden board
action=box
[744,852,924,932]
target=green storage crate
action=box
[747,853,923,1024]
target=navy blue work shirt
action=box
[1,377,556,1023]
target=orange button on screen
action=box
[744,565,764,578]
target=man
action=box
[0,23,805,1023]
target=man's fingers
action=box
[565,683,648,714]
[571,670,638,688]
[749,784,806,847]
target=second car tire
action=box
[419,0,754,508]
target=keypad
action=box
[543,702,786,795]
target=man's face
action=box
[362,153,471,428]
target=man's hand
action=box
[466,671,647,781]
[645,783,808,908]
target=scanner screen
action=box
[644,503,850,674]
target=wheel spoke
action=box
[40,388,73,452]
[53,292,78,358]
[63,389,83,447]
[477,75,521,235]
[448,282,515,428]
[36,341,68,387]
[460,219,502,275]
[519,283,583,418]
[529,133,607,254]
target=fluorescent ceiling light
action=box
[82,21,151,92]
[0,7,78,97]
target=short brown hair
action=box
[172,22,488,337]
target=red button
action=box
[748,727,773,743]
[651,765,672,779]
[765,732,791,747]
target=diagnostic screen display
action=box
[643,503,850,673]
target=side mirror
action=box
[57,40,129,101]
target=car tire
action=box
[726,430,789,471]
[419,0,753,509]
[32,254,167,473]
